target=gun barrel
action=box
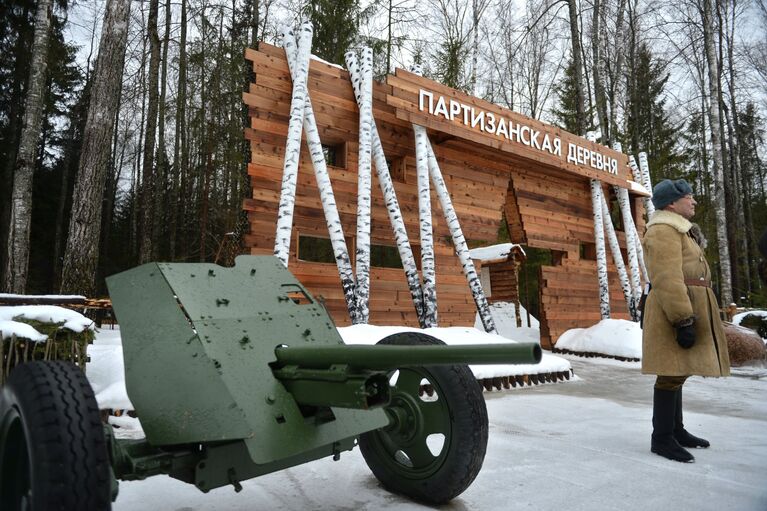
[273,342,541,370]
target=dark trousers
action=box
[655,375,689,391]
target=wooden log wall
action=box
[243,43,646,344]
[244,43,508,326]
[505,164,646,347]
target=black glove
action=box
[675,318,696,349]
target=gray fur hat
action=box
[651,179,693,210]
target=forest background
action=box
[1,0,766,312]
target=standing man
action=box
[641,179,730,463]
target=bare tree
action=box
[60,0,132,296]
[3,0,52,293]
[138,0,161,263]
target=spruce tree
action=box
[621,44,685,183]
[307,0,359,65]
[552,59,592,135]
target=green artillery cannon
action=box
[0,255,541,510]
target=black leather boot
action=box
[674,388,710,448]
[651,388,694,462]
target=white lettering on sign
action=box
[418,88,620,176]
[566,142,619,174]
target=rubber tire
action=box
[0,361,111,511]
[359,332,488,505]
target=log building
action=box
[243,43,647,348]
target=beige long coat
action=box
[641,210,730,377]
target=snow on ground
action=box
[78,304,767,509]
[476,300,540,340]
[109,354,767,511]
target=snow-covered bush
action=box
[0,306,95,384]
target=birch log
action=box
[353,47,373,324]
[637,152,655,216]
[614,186,642,317]
[628,155,650,282]
[344,52,426,325]
[426,142,497,334]
[600,192,636,320]
[411,64,437,327]
[629,155,653,217]
[611,144,641,319]
[591,180,611,319]
[414,124,438,327]
[274,25,312,267]
[282,26,358,321]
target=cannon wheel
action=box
[359,332,488,505]
[0,361,111,511]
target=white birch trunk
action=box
[352,47,374,324]
[600,191,636,321]
[4,0,52,293]
[344,51,426,325]
[702,0,733,305]
[274,24,311,267]
[414,124,438,327]
[426,142,496,333]
[591,180,611,319]
[282,26,358,320]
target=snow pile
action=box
[0,305,95,341]
[475,301,540,343]
[556,318,642,360]
[339,323,571,379]
[732,310,767,326]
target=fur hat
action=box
[651,179,693,210]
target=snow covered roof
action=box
[469,243,526,263]
[627,179,651,196]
